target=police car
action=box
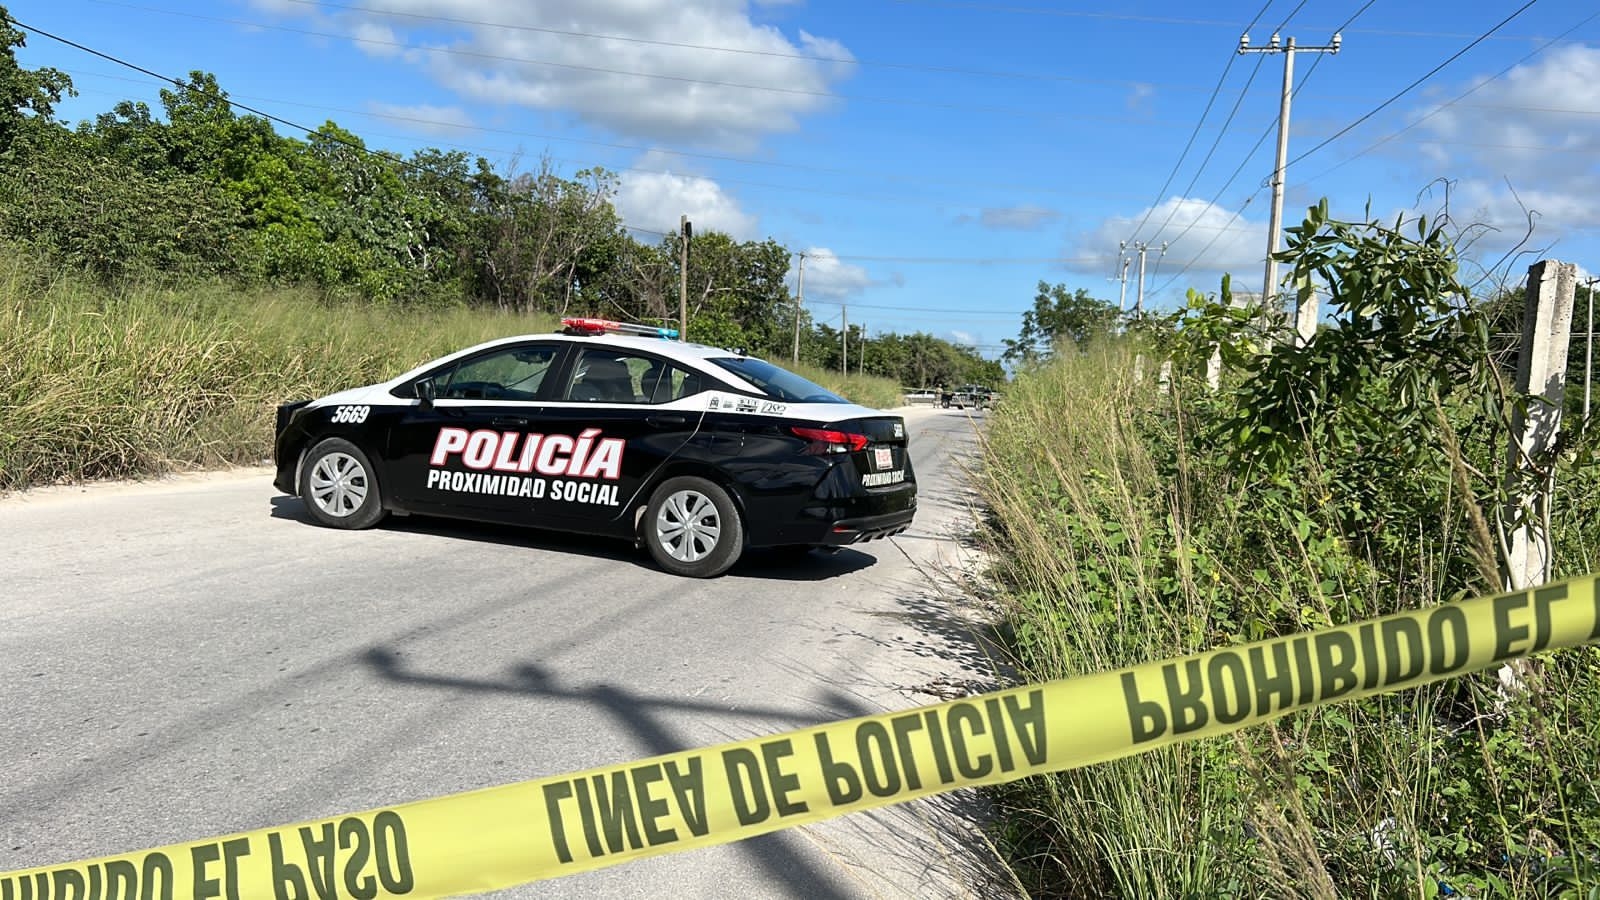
[273,318,917,577]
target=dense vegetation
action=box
[0,12,1001,391]
[980,205,1600,897]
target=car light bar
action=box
[561,317,680,339]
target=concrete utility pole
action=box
[678,215,691,342]
[1239,31,1340,312]
[792,252,806,363]
[1114,246,1132,311]
[1128,241,1165,314]
[860,322,867,375]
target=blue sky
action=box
[11,0,1600,356]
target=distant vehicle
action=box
[273,318,917,578]
[940,384,996,410]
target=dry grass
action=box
[0,253,905,492]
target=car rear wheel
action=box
[644,476,743,578]
[300,437,387,530]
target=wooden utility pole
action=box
[678,215,690,342]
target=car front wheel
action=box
[300,437,387,530]
[644,476,744,578]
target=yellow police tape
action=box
[5,574,1598,899]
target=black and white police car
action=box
[273,318,917,577]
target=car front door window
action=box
[438,345,559,401]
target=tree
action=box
[477,158,625,314]
[1002,281,1120,365]
[666,230,792,354]
[0,6,74,153]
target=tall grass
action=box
[788,361,905,411]
[977,343,1600,898]
[0,253,903,492]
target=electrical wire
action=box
[64,0,1179,124]
[1271,0,1313,34]
[1124,0,1274,246]
[1291,7,1600,189]
[1284,0,1544,169]
[1141,0,1380,294]
[48,64,1154,201]
[14,22,1161,275]
[888,0,1570,43]
[1145,53,1267,245]
[145,0,1205,91]
[1149,187,1269,297]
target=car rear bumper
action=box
[815,507,916,545]
[738,468,917,548]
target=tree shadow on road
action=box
[362,646,879,899]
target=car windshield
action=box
[707,357,848,404]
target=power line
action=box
[887,0,1580,43]
[77,64,1594,168]
[1291,7,1600,189]
[1124,0,1274,246]
[16,18,1172,294]
[66,73,1166,211]
[804,300,1031,316]
[1140,0,1379,291]
[170,0,1203,91]
[49,66,1155,202]
[1271,0,1314,34]
[822,254,1104,264]
[1145,53,1267,245]
[1284,0,1544,170]
[67,0,1188,125]
[1149,188,1269,298]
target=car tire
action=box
[644,476,743,578]
[300,437,387,530]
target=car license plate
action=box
[874,447,893,470]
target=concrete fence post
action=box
[1503,259,1576,591]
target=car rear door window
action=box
[564,349,701,404]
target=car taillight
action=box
[791,426,869,454]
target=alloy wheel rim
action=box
[309,452,369,518]
[655,490,721,563]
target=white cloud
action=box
[1066,196,1268,295]
[950,329,976,345]
[351,21,402,58]
[1411,44,1600,238]
[1127,82,1155,112]
[960,205,1061,231]
[366,102,476,136]
[794,247,873,299]
[260,0,857,148]
[614,162,758,239]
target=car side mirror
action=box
[414,379,436,409]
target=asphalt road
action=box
[0,406,1016,898]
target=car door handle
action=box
[647,414,687,427]
[492,416,529,427]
